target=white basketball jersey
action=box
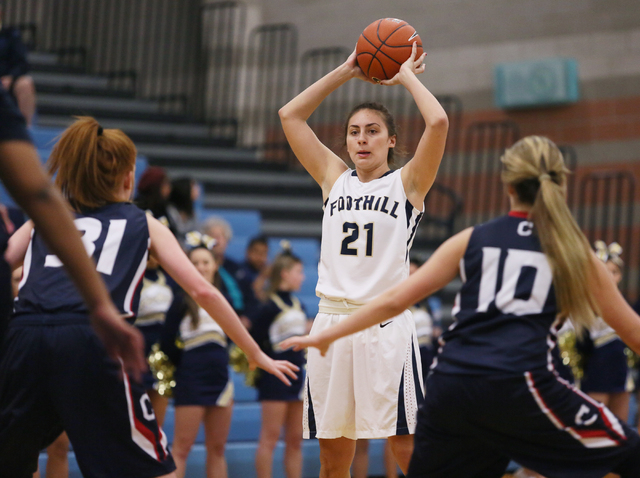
[316,168,423,303]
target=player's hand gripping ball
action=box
[356,18,424,83]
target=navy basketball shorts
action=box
[408,370,640,478]
[0,320,175,478]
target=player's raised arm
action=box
[147,215,299,385]
[384,42,449,210]
[278,48,372,199]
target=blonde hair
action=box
[48,117,137,210]
[501,136,599,330]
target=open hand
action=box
[345,45,378,84]
[249,350,299,386]
[280,334,331,357]
[380,42,426,86]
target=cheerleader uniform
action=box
[250,291,307,401]
[580,319,632,394]
[134,268,174,390]
[173,304,233,407]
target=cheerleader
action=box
[171,232,234,478]
[580,241,632,422]
[250,249,309,478]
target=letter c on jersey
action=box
[575,404,597,426]
[517,221,534,237]
[140,394,156,422]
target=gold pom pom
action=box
[229,344,260,387]
[558,329,584,381]
[148,343,177,397]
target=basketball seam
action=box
[358,33,421,72]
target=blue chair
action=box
[29,126,62,149]
[268,237,320,264]
[232,370,258,403]
[225,235,250,264]
[135,156,149,188]
[299,294,319,317]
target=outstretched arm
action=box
[591,256,640,355]
[147,216,299,384]
[282,227,472,355]
[387,43,448,210]
[278,47,372,199]
[0,140,146,380]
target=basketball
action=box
[356,18,423,83]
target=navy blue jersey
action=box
[14,202,149,321]
[435,213,559,375]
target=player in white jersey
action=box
[279,42,448,477]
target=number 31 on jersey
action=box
[45,217,127,275]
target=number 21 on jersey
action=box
[340,222,373,256]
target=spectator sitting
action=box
[236,235,269,317]
[167,177,200,247]
[135,166,178,235]
[0,6,36,126]
[201,217,244,316]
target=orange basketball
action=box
[356,18,423,83]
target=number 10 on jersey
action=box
[341,222,373,256]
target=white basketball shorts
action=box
[303,308,424,440]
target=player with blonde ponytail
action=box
[284,135,640,478]
[501,136,598,332]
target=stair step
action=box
[36,115,210,138]
[203,193,320,212]
[139,143,257,163]
[171,168,314,188]
[37,92,161,115]
[261,220,322,238]
[32,71,111,90]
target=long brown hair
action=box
[48,117,137,210]
[185,245,221,330]
[501,136,599,330]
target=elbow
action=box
[428,112,449,131]
[190,283,219,308]
[278,106,291,122]
[384,290,408,318]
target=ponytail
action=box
[48,117,137,210]
[501,136,599,330]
